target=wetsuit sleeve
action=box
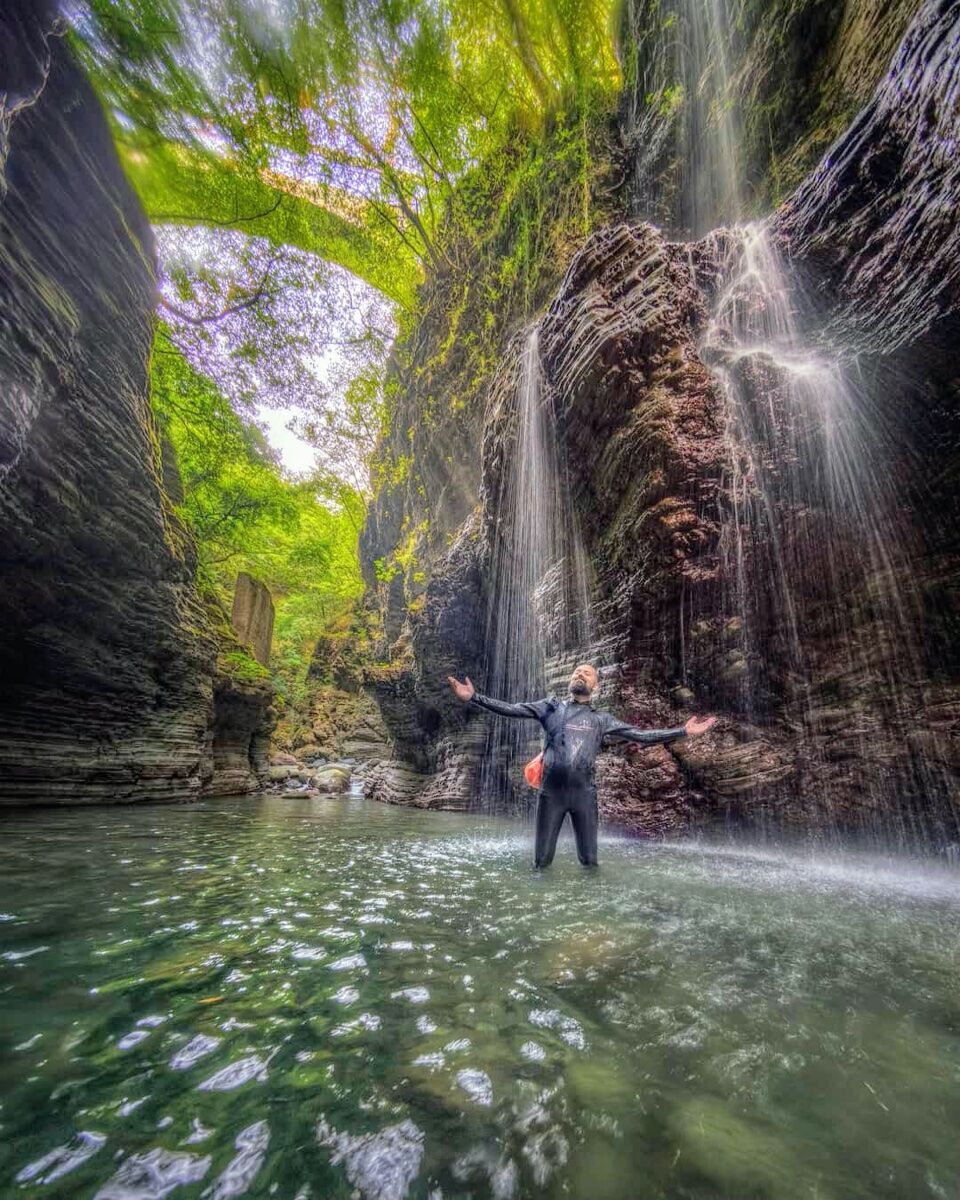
[468,693,553,721]
[599,713,687,745]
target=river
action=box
[2,796,959,1198]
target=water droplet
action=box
[170,1034,221,1070]
[205,1120,269,1200]
[116,1030,151,1051]
[2,945,49,961]
[317,1116,424,1200]
[391,987,429,1004]
[329,953,367,972]
[182,1118,213,1145]
[93,1148,211,1199]
[16,1131,106,1184]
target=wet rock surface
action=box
[230,573,275,668]
[0,8,272,803]
[203,672,275,798]
[775,0,960,352]
[362,514,490,810]
[359,3,960,836]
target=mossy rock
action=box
[670,1097,806,1197]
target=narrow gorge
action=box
[0,0,275,803]
[0,0,957,840]
[3,4,960,1198]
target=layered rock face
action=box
[272,632,393,767]
[0,7,272,803]
[362,518,490,809]
[776,0,960,352]
[204,671,275,798]
[360,0,960,838]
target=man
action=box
[447,665,716,868]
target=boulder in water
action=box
[267,765,296,782]
[314,767,351,794]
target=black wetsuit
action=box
[469,692,688,867]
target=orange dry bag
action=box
[524,750,545,789]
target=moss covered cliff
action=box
[618,0,920,234]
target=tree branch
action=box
[152,193,284,227]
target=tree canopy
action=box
[65,0,625,705]
[155,223,392,490]
[70,0,622,308]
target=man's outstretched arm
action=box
[446,675,552,720]
[600,712,717,745]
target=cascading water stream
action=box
[626,0,954,838]
[624,0,744,236]
[701,223,916,682]
[480,328,594,809]
[675,0,743,236]
[693,221,949,836]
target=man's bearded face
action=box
[569,664,599,697]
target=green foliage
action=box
[150,327,365,699]
[395,519,429,578]
[70,0,622,306]
[153,325,297,567]
[220,647,271,682]
[72,0,629,713]
[365,104,621,546]
[155,226,393,491]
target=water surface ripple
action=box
[2,796,959,1198]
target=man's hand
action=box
[685,714,717,736]
[447,675,475,703]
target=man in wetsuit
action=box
[446,665,716,868]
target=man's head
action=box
[568,663,599,701]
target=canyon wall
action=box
[0,4,273,804]
[360,0,960,839]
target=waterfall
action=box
[624,0,744,236]
[675,0,743,236]
[480,328,594,808]
[693,220,952,835]
[628,2,956,839]
[700,224,919,693]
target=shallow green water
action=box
[2,796,959,1200]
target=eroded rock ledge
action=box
[0,6,273,803]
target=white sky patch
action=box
[254,404,318,476]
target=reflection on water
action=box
[1,796,959,1198]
